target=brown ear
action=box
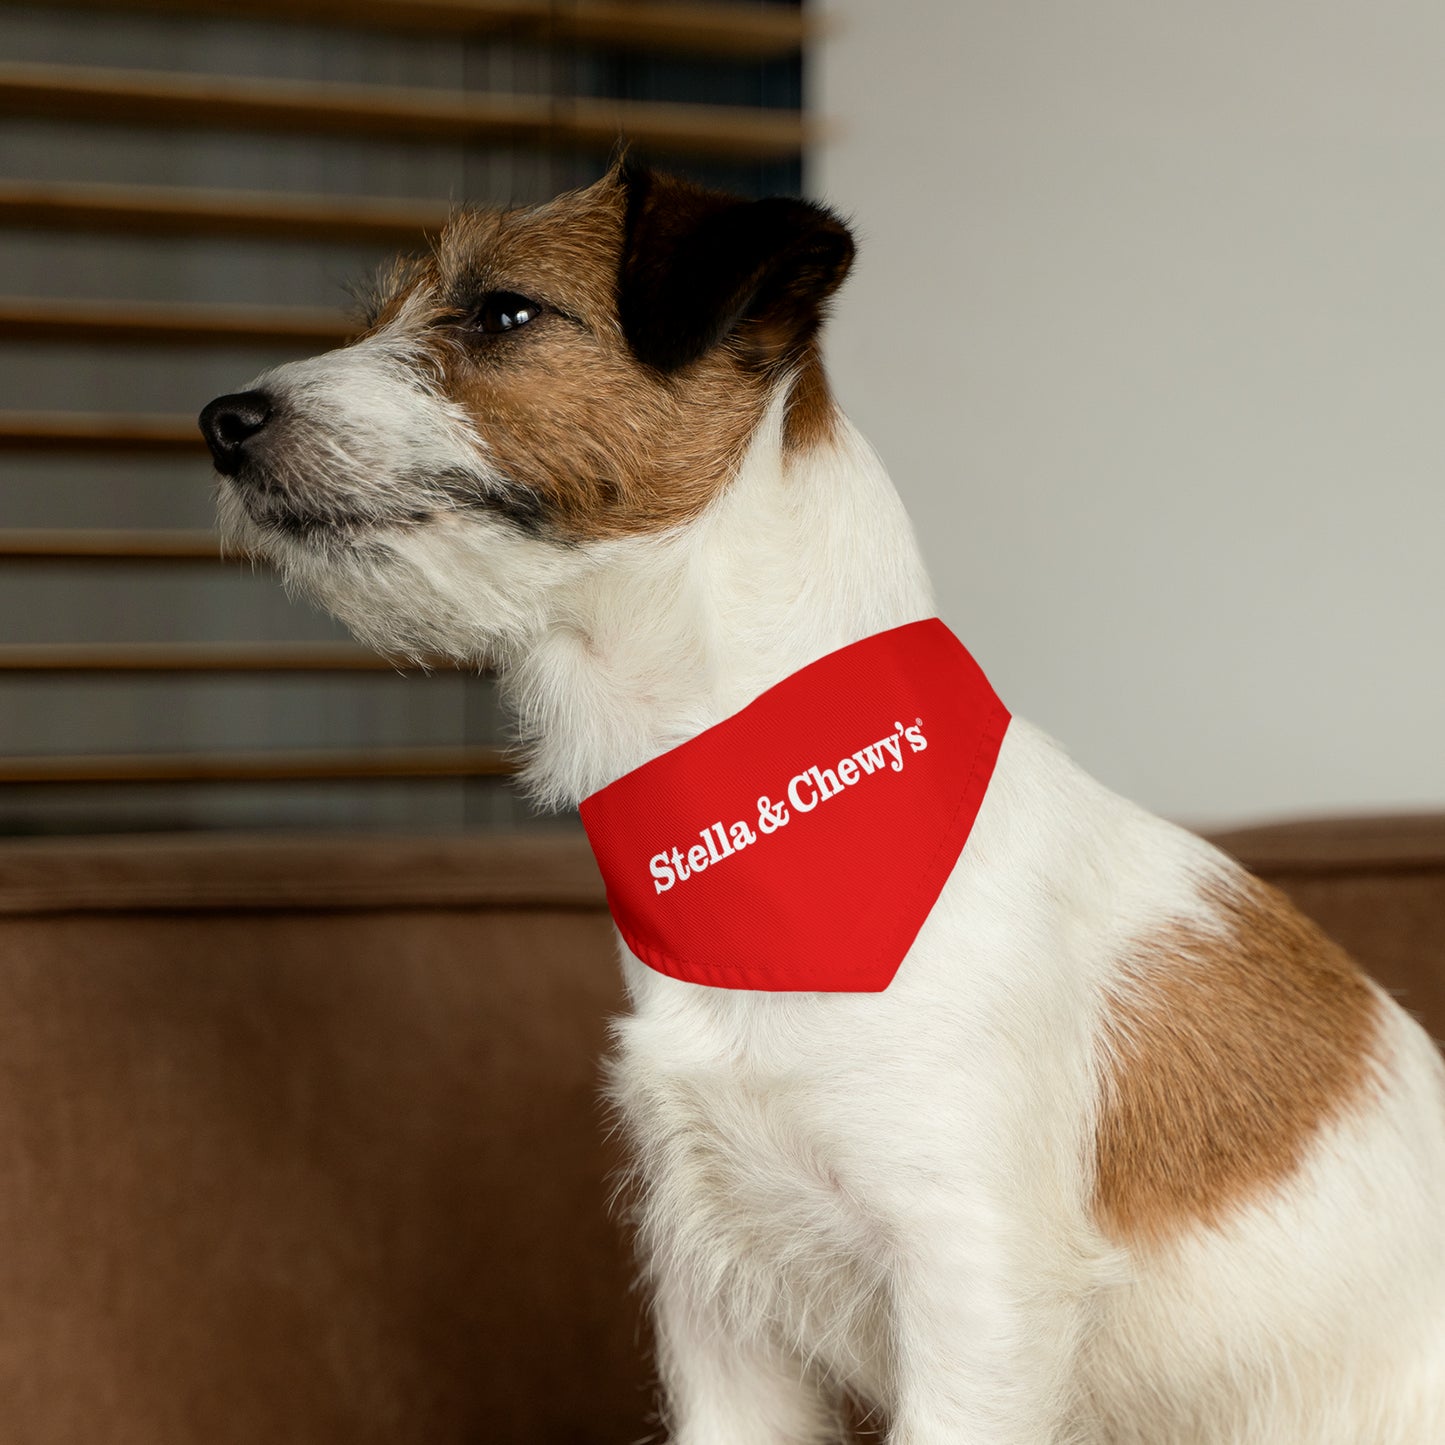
[617,162,855,374]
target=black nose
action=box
[199,390,272,475]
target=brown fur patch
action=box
[782,343,840,454]
[366,174,831,542]
[1093,871,1382,1247]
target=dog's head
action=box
[200,163,854,661]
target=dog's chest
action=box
[611,1013,891,1389]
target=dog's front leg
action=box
[882,1207,1092,1445]
[652,1273,844,1445]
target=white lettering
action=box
[788,772,819,812]
[852,741,887,775]
[643,713,936,892]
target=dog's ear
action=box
[617,162,855,374]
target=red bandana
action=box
[579,619,1010,992]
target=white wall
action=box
[813,1,1445,828]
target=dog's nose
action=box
[199,390,273,475]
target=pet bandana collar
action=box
[579,618,1010,992]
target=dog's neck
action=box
[502,394,937,809]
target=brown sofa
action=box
[0,817,1441,1443]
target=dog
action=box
[200,161,1445,1444]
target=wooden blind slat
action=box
[0,529,227,561]
[0,745,513,783]
[0,643,430,672]
[0,0,810,58]
[545,0,810,57]
[0,412,203,452]
[0,296,353,348]
[0,180,448,245]
[0,62,812,161]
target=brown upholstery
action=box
[0,834,644,1445]
[0,816,1441,1442]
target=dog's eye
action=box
[472,291,543,334]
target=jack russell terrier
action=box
[200,162,1445,1444]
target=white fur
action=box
[221,352,1445,1443]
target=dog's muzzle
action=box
[199,390,273,476]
